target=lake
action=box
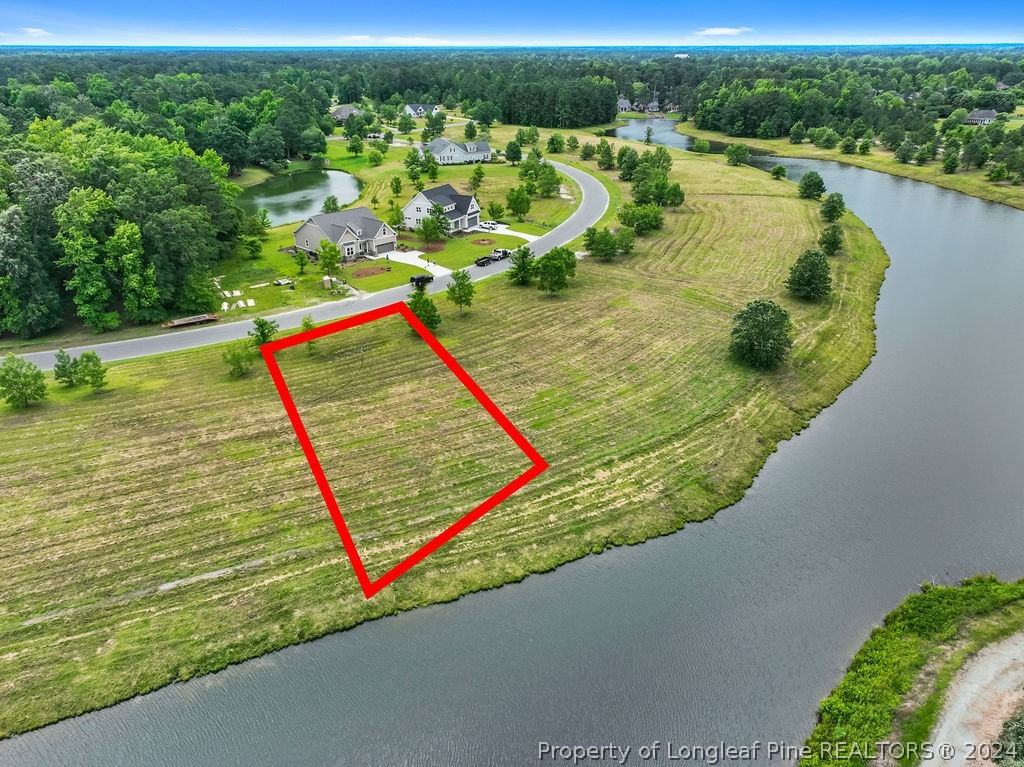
[236,169,361,226]
[4,129,1024,766]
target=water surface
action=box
[236,169,360,226]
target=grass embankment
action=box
[803,576,1024,767]
[675,120,1024,212]
[0,138,887,738]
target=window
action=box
[416,206,421,213]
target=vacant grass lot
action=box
[0,142,888,738]
[675,120,1024,212]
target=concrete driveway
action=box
[23,160,609,369]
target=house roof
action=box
[299,207,384,241]
[968,109,998,120]
[330,105,362,120]
[407,103,436,112]
[425,137,491,155]
[617,98,632,109]
[996,81,1011,90]
[419,184,477,220]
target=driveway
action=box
[23,160,609,369]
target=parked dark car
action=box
[410,274,434,288]
[474,256,493,267]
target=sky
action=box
[1,0,1023,47]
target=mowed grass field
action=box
[0,142,888,738]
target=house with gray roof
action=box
[293,207,397,259]
[330,105,363,123]
[966,108,999,125]
[424,137,491,165]
[617,97,633,112]
[401,184,480,233]
[404,103,439,118]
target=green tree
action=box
[546,134,565,153]
[397,112,415,136]
[894,139,916,163]
[505,140,522,166]
[54,187,120,332]
[294,250,309,274]
[464,121,478,140]
[446,268,475,315]
[427,203,451,239]
[730,300,793,370]
[786,249,832,301]
[537,163,560,197]
[367,150,384,166]
[487,201,505,220]
[770,165,787,180]
[644,125,654,145]
[818,223,844,256]
[693,138,711,153]
[798,170,826,200]
[386,206,405,229]
[840,136,858,154]
[53,349,79,386]
[300,314,318,355]
[506,186,532,219]
[589,228,620,261]
[321,195,341,213]
[75,351,108,392]
[347,135,364,156]
[506,246,536,286]
[318,239,342,278]
[421,152,439,181]
[0,353,47,408]
[535,249,570,295]
[223,339,256,378]
[943,150,960,174]
[106,221,161,323]
[203,118,250,174]
[724,143,750,166]
[820,192,846,223]
[618,202,663,235]
[469,164,485,193]
[858,138,872,154]
[407,286,441,331]
[566,135,580,152]
[248,316,279,347]
[789,121,807,144]
[596,140,615,170]
[248,124,286,167]
[390,176,403,197]
[580,143,595,160]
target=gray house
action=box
[293,208,397,260]
[330,105,363,122]
[424,137,491,164]
[402,184,480,232]
[617,97,633,112]
[966,109,999,125]
[404,103,439,118]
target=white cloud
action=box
[694,26,753,36]
[20,27,52,37]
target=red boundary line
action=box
[260,301,548,598]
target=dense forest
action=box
[0,47,1021,337]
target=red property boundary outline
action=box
[260,301,548,599]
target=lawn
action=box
[401,231,527,270]
[674,119,1024,212]
[0,140,888,739]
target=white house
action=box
[293,207,397,260]
[423,137,491,165]
[402,184,480,233]
[404,103,439,118]
[966,109,999,125]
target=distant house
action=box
[996,81,1011,91]
[330,105,363,123]
[966,109,999,126]
[293,208,397,259]
[643,99,660,113]
[404,103,439,118]
[617,97,633,112]
[402,184,480,232]
[424,137,491,164]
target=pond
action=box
[235,169,361,226]
[5,144,1024,766]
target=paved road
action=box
[24,160,608,369]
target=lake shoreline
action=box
[671,120,1024,212]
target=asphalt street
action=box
[24,160,609,369]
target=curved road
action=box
[24,160,609,369]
